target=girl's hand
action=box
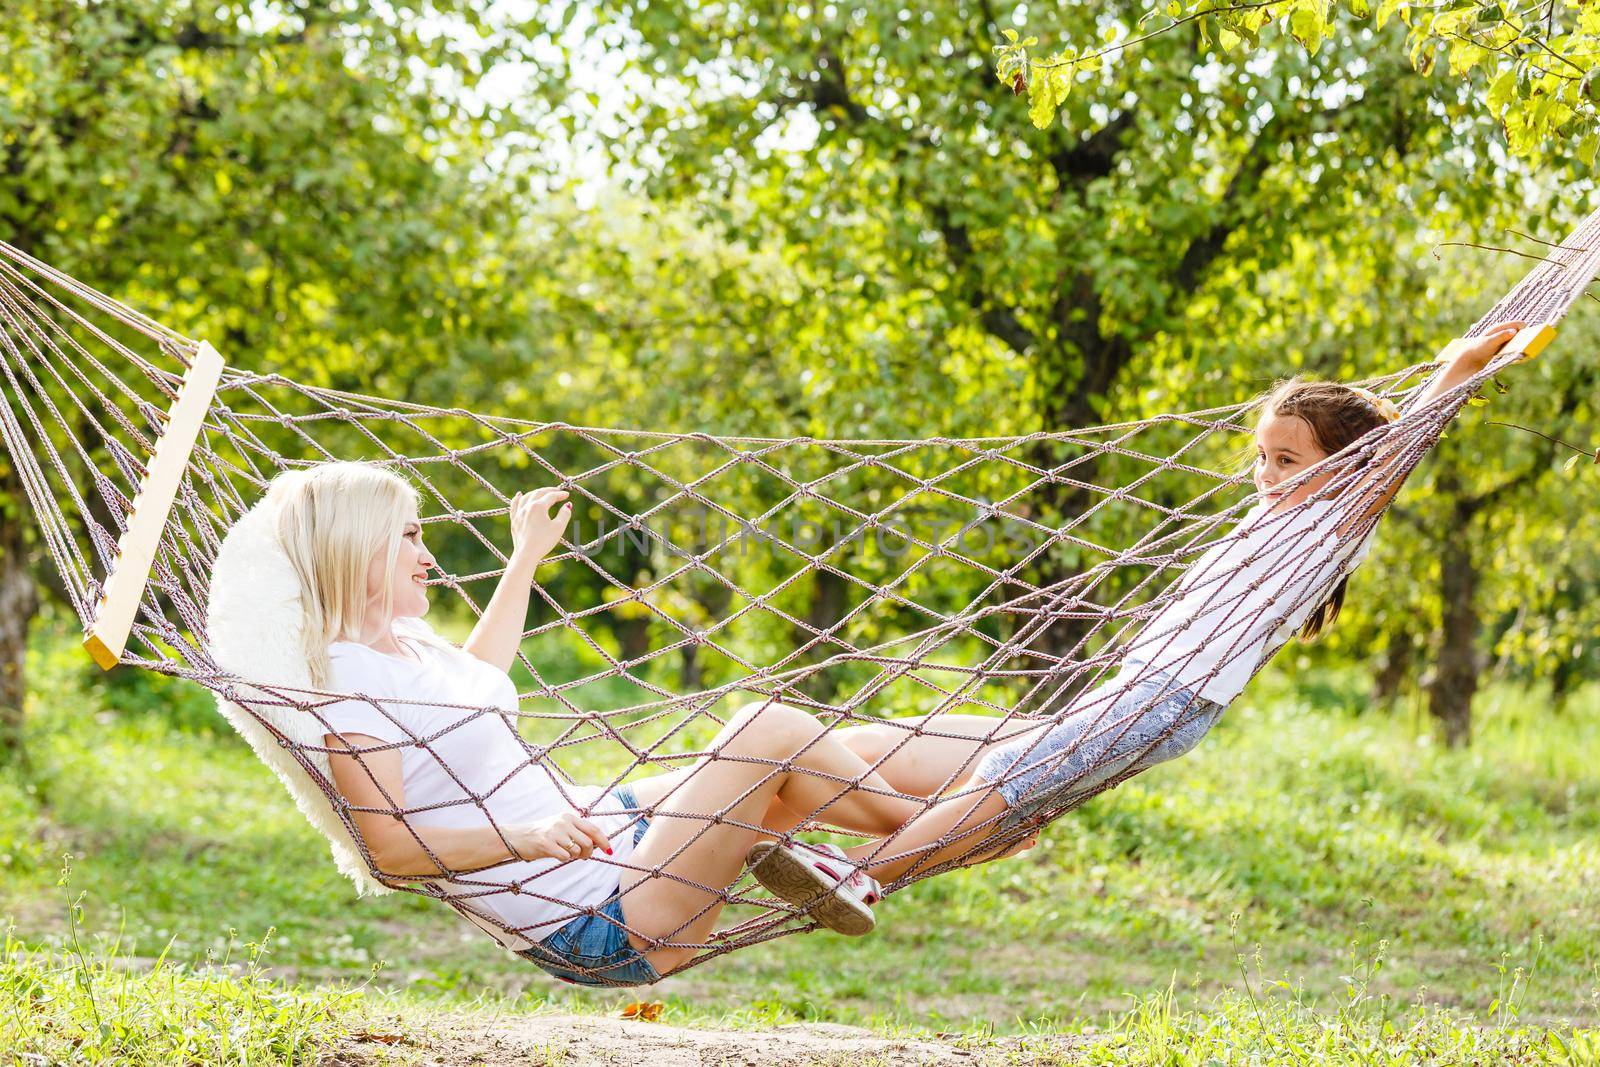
[511,812,612,862]
[1449,320,1527,374]
[508,487,572,568]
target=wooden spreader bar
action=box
[83,341,225,671]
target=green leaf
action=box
[1579,133,1599,167]
[1487,67,1518,112]
[1288,7,1325,55]
[1027,66,1057,128]
[1448,42,1486,77]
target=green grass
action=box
[1,905,360,1064]
[3,617,1600,1062]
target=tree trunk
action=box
[0,462,39,764]
[680,577,731,694]
[1426,532,1480,748]
[1549,652,1575,713]
[789,567,850,701]
[678,639,702,692]
[615,614,652,667]
[0,228,39,765]
[1373,625,1416,707]
[1016,330,1132,708]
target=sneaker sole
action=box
[746,841,876,937]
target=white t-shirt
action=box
[1124,499,1375,704]
[320,616,637,947]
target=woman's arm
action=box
[462,487,572,674]
[325,732,608,880]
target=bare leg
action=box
[842,781,1017,885]
[833,713,1041,799]
[619,700,921,974]
[632,767,808,837]
[842,673,1225,884]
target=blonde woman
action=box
[264,463,1026,987]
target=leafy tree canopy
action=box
[996,0,1599,164]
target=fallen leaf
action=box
[353,1031,408,1045]
[621,1000,665,1022]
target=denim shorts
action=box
[517,784,660,987]
[974,664,1224,826]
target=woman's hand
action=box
[508,487,573,570]
[510,812,613,862]
[463,486,572,672]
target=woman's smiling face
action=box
[1254,411,1331,509]
[366,511,435,623]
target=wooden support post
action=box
[83,342,225,671]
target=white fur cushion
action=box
[205,500,392,896]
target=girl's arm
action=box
[1401,320,1528,418]
[462,487,572,674]
[325,733,609,879]
[1337,320,1527,533]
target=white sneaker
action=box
[746,840,882,936]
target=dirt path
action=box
[341,1012,1084,1066]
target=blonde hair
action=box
[265,463,420,688]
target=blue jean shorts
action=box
[517,785,660,987]
[974,664,1224,825]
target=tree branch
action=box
[1047,108,1138,188]
[800,49,1037,356]
[929,204,1038,354]
[1462,365,1596,513]
[1169,101,1350,294]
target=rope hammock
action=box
[0,205,1595,984]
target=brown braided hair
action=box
[1259,379,1392,641]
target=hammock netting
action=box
[1,204,1596,982]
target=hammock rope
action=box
[0,205,1595,982]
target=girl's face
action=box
[366,511,435,623]
[1254,411,1331,510]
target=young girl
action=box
[746,319,1530,902]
